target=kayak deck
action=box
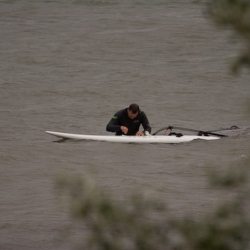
[45,131,219,144]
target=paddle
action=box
[152,126,228,137]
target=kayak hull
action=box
[45,131,219,144]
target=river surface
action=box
[1,1,250,249]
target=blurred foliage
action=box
[172,157,250,250]
[172,201,249,250]
[208,0,250,72]
[57,164,250,250]
[57,173,169,250]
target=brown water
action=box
[1,1,250,249]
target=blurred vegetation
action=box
[172,157,250,250]
[57,1,250,249]
[57,155,250,250]
[57,174,170,250]
[208,0,250,72]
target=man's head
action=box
[127,103,140,119]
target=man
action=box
[106,103,151,136]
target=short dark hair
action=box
[128,103,140,114]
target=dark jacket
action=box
[106,108,151,135]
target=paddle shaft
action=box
[153,126,228,137]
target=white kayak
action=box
[45,131,219,144]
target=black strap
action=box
[169,132,183,137]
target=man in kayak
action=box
[106,103,151,136]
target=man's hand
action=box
[135,131,144,136]
[121,126,128,134]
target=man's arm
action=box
[106,111,123,133]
